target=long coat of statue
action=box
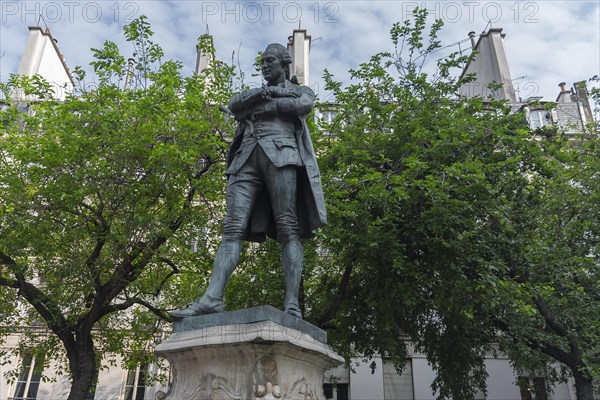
[225,80,327,243]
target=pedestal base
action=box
[155,306,343,400]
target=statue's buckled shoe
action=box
[170,299,224,320]
[284,303,302,319]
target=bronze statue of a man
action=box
[171,43,326,319]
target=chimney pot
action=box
[559,82,568,93]
[468,31,477,49]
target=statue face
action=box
[261,50,285,85]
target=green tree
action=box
[0,16,234,399]
[306,8,599,400]
[491,126,600,400]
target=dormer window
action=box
[528,109,552,129]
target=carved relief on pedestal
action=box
[283,378,317,400]
[254,356,282,399]
[253,356,321,400]
[158,365,243,400]
[197,373,243,400]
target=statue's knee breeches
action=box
[273,215,300,244]
[267,165,300,244]
[221,146,302,243]
[221,164,262,242]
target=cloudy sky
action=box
[1,1,599,102]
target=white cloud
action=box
[1,0,598,101]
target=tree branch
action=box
[105,297,173,322]
[86,237,106,291]
[79,197,108,230]
[533,295,569,337]
[0,274,18,288]
[153,257,179,297]
[85,185,197,326]
[318,262,353,327]
[0,249,74,346]
[193,156,215,180]
[494,318,580,371]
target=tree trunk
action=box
[573,369,595,400]
[66,330,99,400]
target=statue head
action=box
[261,43,292,84]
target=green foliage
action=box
[253,51,264,78]
[0,15,235,398]
[306,8,599,400]
[0,74,57,100]
[589,75,600,130]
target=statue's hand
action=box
[229,87,271,115]
[242,87,271,104]
[244,87,263,98]
[268,86,301,98]
[251,101,277,119]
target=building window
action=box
[383,359,414,400]
[10,353,44,400]
[518,376,548,400]
[528,109,552,129]
[123,364,148,400]
[320,110,338,124]
[323,383,349,400]
[315,108,340,136]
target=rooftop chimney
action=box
[559,82,568,92]
[468,31,477,49]
[287,29,311,85]
[124,58,135,91]
[195,31,214,76]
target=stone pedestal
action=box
[155,306,343,400]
